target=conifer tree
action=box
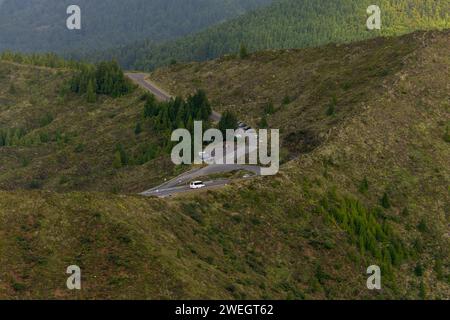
[134,122,142,135]
[259,115,268,128]
[86,79,97,103]
[219,111,238,134]
[113,151,122,169]
[239,42,249,59]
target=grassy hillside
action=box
[0,59,185,193]
[113,0,450,70]
[0,30,449,299]
[0,0,271,53]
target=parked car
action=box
[246,128,258,138]
[190,181,206,189]
[198,151,211,161]
[234,128,245,139]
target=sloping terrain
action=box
[113,0,450,70]
[0,0,272,53]
[151,30,448,160]
[0,60,180,193]
[0,30,449,299]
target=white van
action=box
[198,151,211,161]
[190,181,206,189]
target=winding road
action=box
[126,73,262,198]
[126,73,172,101]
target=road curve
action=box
[142,179,231,198]
[126,72,222,121]
[140,164,261,196]
[126,73,172,101]
[126,73,261,198]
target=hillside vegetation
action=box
[110,0,450,70]
[0,0,271,53]
[0,58,188,193]
[0,30,449,299]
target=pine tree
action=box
[419,281,427,300]
[381,193,391,209]
[219,111,238,134]
[144,95,158,118]
[175,102,187,129]
[264,101,275,115]
[134,122,142,135]
[359,177,369,194]
[86,79,97,103]
[259,115,268,128]
[112,151,122,169]
[116,144,129,166]
[239,42,249,59]
[444,126,450,143]
[186,115,194,133]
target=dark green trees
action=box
[134,122,142,135]
[70,60,134,101]
[239,42,249,59]
[381,193,391,209]
[187,89,212,122]
[86,79,97,103]
[259,115,268,129]
[115,89,213,168]
[444,125,450,143]
[219,111,238,134]
[143,89,212,134]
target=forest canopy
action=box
[93,0,450,70]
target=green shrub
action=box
[239,43,249,59]
[326,104,335,116]
[29,179,42,189]
[259,115,268,128]
[417,218,428,233]
[74,143,85,153]
[112,151,123,169]
[9,83,17,94]
[444,126,450,143]
[264,101,276,115]
[134,122,142,135]
[182,202,204,224]
[358,177,369,194]
[414,263,424,277]
[381,192,391,209]
[282,95,292,105]
[326,96,337,116]
[320,191,407,270]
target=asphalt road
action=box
[126,73,260,198]
[142,179,231,198]
[126,73,172,101]
[140,164,261,197]
[126,72,223,122]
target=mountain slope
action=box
[0,30,449,299]
[0,0,272,53]
[112,0,450,70]
[0,59,184,193]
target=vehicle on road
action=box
[199,151,211,161]
[190,181,206,189]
